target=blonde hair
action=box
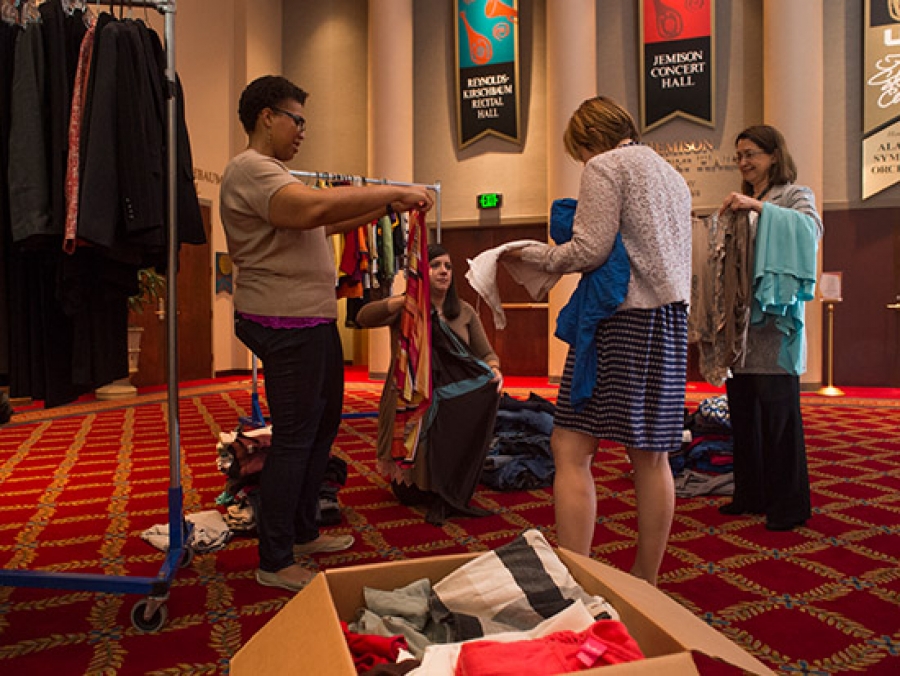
[563,96,640,160]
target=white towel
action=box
[465,241,560,329]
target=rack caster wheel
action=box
[131,598,169,633]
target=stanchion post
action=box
[817,300,844,397]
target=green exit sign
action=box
[477,192,503,209]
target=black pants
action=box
[235,317,344,572]
[726,373,811,524]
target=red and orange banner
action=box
[639,0,714,132]
[862,0,900,199]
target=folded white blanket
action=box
[430,529,618,642]
[465,240,560,329]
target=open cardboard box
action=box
[231,548,775,675]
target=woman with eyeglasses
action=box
[717,125,823,531]
[220,75,433,593]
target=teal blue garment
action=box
[752,203,819,374]
[550,199,631,411]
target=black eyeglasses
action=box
[271,107,306,132]
[733,149,768,164]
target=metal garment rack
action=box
[0,0,188,633]
[289,170,442,242]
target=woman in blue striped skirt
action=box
[505,97,692,585]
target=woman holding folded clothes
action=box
[503,96,692,585]
[716,124,822,532]
[356,243,502,526]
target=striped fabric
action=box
[429,529,618,642]
[554,303,687,452]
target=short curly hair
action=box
[238,75,309,134]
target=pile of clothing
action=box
[481,393,556,491]
[341,529,643,675]
[215,424,348,531]
[670,395,735,498]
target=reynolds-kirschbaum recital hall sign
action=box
[454,0,521,149]
[863,0,900,199]
[639,0,714,132]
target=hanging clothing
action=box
[8,19,52,243]
[392,210,432,464]
[3,9,206,407]
[752,202,819,375]
[688,209,754,386]
[0,19,18,378]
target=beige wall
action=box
[282,0,369,177]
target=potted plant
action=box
[129,267,167,316]
[127,267,166,374]
[96,268,167,400]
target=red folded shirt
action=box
[341,621,410,673]
[455,619,644,676]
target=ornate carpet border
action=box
[6,381,898,426]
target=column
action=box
[546,0,597,380]
[367,0,415,378]
[763,0,824,385]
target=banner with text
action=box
[640,0,714,132]
[863,0,900,199]
[455,0,521,149]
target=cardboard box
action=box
[231,549,775,675]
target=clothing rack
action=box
[0,0,188,633]
[290,170,442,242]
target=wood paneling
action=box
[131,204,213,387]
[437,224,548,376]
[823,208,900,388]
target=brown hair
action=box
[735,125,798,195]
[563,96,640,161]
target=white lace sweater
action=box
[521,144,692,310]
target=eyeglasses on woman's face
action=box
[733,149,768,164]
[271,106,306,133]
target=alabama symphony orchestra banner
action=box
[640,0,714,132]
[455,0,521,149]
[863,0,900,199]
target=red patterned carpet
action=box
[0,380,898,675]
